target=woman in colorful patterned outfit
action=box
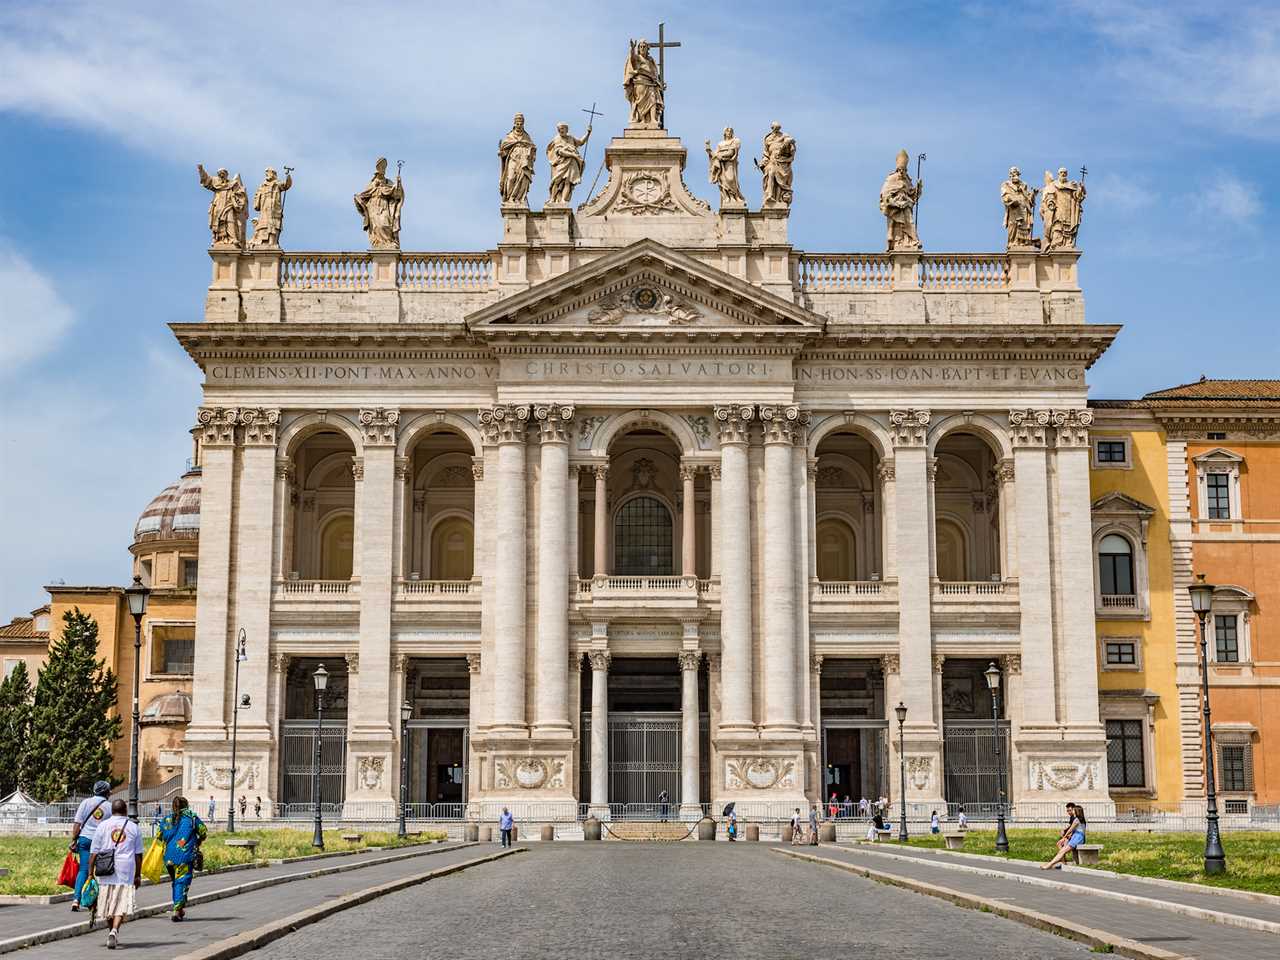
[158,795,207,919]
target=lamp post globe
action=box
[311,664,329,850]
[123,575,150,822]
[984,662,1009,853]
[398,700,413,838]
[894,702,908,843]
[1189,575,1226,875]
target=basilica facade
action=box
[177,82,1116,816]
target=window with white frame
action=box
[1192,449,1243,521]
[1092,437,1131,469]
[1214,615,1240,663]
[1106,719,1145,788]
[1099,534,1135,597]
[1100,693,1157,794]
[150,623,195,676]
[1208,586,1254,664]
[1091,493,1153,620]
[1101,638,1140,670]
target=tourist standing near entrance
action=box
[808,804,820,845]
[499,807,514,847]
[930,810,941,834]
[657,789,670,821]
[207,795,215,821]
[159,796,207,920]
[790,809,804,845]
[69,780,112,911]
[87,799,143,949]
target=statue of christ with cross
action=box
[624,23,680,129]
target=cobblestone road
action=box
[253,843,1093,960]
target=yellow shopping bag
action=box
[141,836,165,883]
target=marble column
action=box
[534,403,574,737]
[271,456,293,581]
[708,464,722,577]
[795,444,814,733]
[480,405,531,734]
[679,650,701,815]
[466,652,482,742]
[878,459,898,579]
[996,457,1017,578]
[589,650,610,811]
[470,458,485,581]
[714,404,755,734]
[760,404,798,733]
[680,462,697,578]
[392,455,410,581]
[889,410,934,728]
[568,464,580,583]
[592,464,609,577]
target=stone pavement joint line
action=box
[0,841,476,956]
[841,843,1280,934]
[171,847,524,960]
[776,849,1187,960]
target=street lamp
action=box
[228,629,249,833]
[894,701,908,842]
[311,664,329,850]
[398,700,413,838]
[984,662,1009,853]
[124,575,150,823]
[1189,574,1226,875]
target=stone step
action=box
[604,821,692,842]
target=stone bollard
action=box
[583,816,602,841]
[819,823,836,843]
[697,819,716,841]
[463,823,479,842]
[480,826,492,842]
[541,824,554,842]
[511,825,518,842]
[782,824,794,843]
[746,824,760,842]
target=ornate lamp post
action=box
[123,576,150,823]
[228,629,249,833]
[311,664,329,850]
[984,662,1009,853]
[398,700,412,838]
[894,701,908,842]
[1189,575,1226,875]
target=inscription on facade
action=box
[509,358,779,382]
[796,362,1083,387]
[207,363,497,384]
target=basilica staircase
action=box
[603,821,695,842]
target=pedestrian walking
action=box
[499,807,514,847]
[206,795,215,821]
[657,789,670,822]
[159,795,208,920]
[238,795,247,818]
[727,808,738,841]
[790,808,804,845]
[808,804,820,845]
[930,810,940,834]
[86,799,143,950]
[254,796,262,818]
[957,806,969,831]
[69,780,112,911]
[1043,803,1086,870]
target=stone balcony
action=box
[930,578,1021,625]
[271,578,360,614]
[392,578,482,614]
[572,575,714,614]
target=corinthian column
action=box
[480,405,530,734]
[534,402,574,737]
[680,462,698,577]
[592,464,609,577]
[715,404,755,734]
[588,650,610,811]
[679,650,702,815]
[760,404,799,733]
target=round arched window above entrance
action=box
[613,495,674,576]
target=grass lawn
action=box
[897,829,1280,896]
[0,828,446,897]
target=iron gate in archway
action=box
[582,711,682,806]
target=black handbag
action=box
[92,820,128,876]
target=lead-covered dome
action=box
[133,467,202,544]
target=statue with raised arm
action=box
[353,157,404,248]
[1040,167,1087,251]
[1000,166,1037,250]
[546,122,591,204]
[756,122,796,208]
[498,114,537,205]
[879,149,923,250]
[248,167,293,248]
[197,164,248,248]
[705,127,744,206]
[624,39,664,128]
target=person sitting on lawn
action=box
[1043,803,1086,870]
[158,795,207,920]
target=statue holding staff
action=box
[498,114,536,205]
[197,164,248,248]
[248,166,293,248]
[1040,167,1087,251]
[705,127,744,206]
[1000,166,1037,250]
[546,121,592,204]
[353,157,404,248]
[879,149,923,250]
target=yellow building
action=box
[1,604,51,683]
[1088,403,1183,809]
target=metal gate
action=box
[405,722,468,809]
[943,721,1010,807]
[582,711,682,806]
[279,721,347,807]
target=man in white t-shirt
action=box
[69,781,113,910]
[88,799,144,950]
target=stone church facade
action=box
[176,115,1118,816]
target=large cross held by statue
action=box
[652,21,681,84]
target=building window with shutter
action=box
[1105,719,1145,788]
[1219,743,1252,793]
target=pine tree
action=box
[0,661,33,795]
[26,608,122,802]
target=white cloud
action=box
[1088,173,1157,214]
[0,248,74,376]
[1196,173,1262,222]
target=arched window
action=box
[614,495,673,576]
[430,517,474,580]
[320,514,354,580]
[816,519,856,581]
[1098,534,1134,596]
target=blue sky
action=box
[1,0,1277,612]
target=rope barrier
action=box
[597,815,714,843]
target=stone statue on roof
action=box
[756,123,796,208]
[197,164,248,248]
[1040,167,1087,251]
[879,149,922,251]
[624,39,664,128]
[705,127,744,207]
[498,114,537,205]
[249,167,293,249]
[1000,166,1037,250]
[546,122,592,204]
[353,157,403,249]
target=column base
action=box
[679,803,704,821]
[529,723,574,739]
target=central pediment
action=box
[466,239,823,335]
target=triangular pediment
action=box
[465,239,822,333]
[1091,491,1155,518]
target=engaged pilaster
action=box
[759,404,799,733]
[714,403,755,734]
[534,402,575,737]
[1008,408,1055,728]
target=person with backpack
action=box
[69,780,113,911]
[86,799,144,949]
[158,795,208,920]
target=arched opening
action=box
[1098,533,1134,597]
[812,430,883,580]
[288,431,357,581]
[614,494,674,575]
[931,432,1002,582]
[816,518,857,581]
[405,429,476,582]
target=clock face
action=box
[630,176,662,204]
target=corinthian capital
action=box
[534,402,576,443]
[1009,408,1052,447]
[588,650,612,673]
[889,408,930,446]
[1053,408,1094,448]
[714,404,755,445]
[677,650,702,672]
[478,404,530,445]
[197,406,240,446]
[758,404,801,444]
[358,407,400,446]
[239,407,281,447]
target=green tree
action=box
[26,608,122,802]
[0,660,34,795]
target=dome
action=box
[141,690,192,725]
[134,467,202,544]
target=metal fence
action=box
[279,721,347,807]
[942,721,1011,807]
